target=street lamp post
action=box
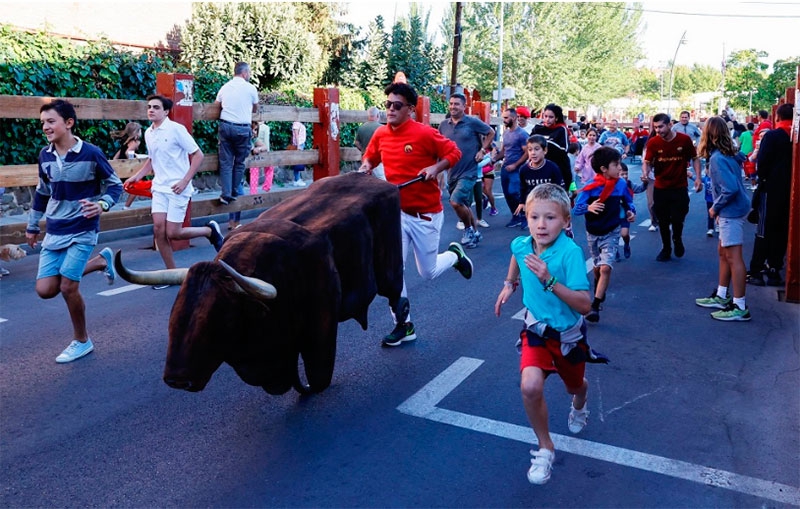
[496,2,504,115]
[667,30,687,117]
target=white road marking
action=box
[639,218,653,227]
[602,386,667,418]
[398,357,800,506]
[98,284,146,296]
[0,318,7,324]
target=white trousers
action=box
[392,210,458,323]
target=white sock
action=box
[716,286,728,299]
[733,297,746,310]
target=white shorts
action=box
[151,190,190,223]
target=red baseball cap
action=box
[516,106,531,118]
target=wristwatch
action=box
[97,200,110,212]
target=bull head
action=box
[114,250,277,300]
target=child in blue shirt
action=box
[495,183,606,485]
[573,147,635,322]
[618,162,647,259]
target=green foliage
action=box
[763,57,800,105]
[357,17,389,90]
[386,12,444,93]
[724,49,769,113]
[0,24,185,165]
[449,2,642,111]
[182,2,336,91]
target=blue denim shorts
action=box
[37,243,94,282]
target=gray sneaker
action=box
[99,247,115,285]
[448,242,473,279]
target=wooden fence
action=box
[0,84,500,245]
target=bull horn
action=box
[114,250,189,286]
[218,260,277,300]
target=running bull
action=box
[115,172,408,394]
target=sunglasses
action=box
[384,100,409,111]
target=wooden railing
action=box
[0,86,500,245]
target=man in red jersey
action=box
[643,113,702,262]
[360,82,472,347]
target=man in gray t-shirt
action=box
[492,108,529,227]
[438,94,494,247]
[356,106,384,179]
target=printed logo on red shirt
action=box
[404,144,412,153]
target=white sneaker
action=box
[456,221,465,230]
[568,404,589,434]
[56,339,94,363]
[648,224,658,232]
[527,448,555,485]
[706,229,714,237]
[477,219,490,228]
[293,180,307,187]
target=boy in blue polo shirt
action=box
[495,183,607,485]
[573,147,635,322]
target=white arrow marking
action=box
[398,357,800,505]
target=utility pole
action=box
[667,30,687,117]
[449,2,462,98]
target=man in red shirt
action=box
[360,82,472,347]
[643,113,702,261]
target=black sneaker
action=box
[448,242,473,280]
[218,195,232,205]
[674,239,685,258]
[656,249,671,262]
[766,269,784,287]
[382,322,417,347]
[585,307,600,323]
[746,271,766,286]
[207,220,224,252]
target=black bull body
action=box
[116,172,405,394]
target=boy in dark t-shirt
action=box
[515,135,564,228]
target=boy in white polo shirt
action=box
[127,95,224,278]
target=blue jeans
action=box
[500,167,520,213]
[218,122,251,199]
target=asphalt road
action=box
[1,163,798,507]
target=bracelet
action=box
[542,276,557,292]
[503,279,519,291]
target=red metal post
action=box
[312,87,341,181]
[784,68,799,302]
[472,101,491,124]
[156,72,194,251]
[416,96,431,126]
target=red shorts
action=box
[520,335,587,391]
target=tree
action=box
[723,49,769,113]
[357,17,389,90]
[181,2,339,90]
[444,2,642,112]
[386,9,444,93]
[762,57,800,106]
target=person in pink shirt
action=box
[574,128,601,185]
